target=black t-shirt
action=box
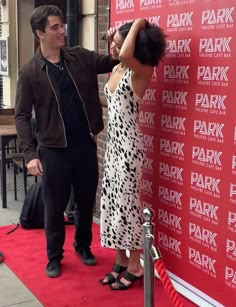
[46,58,91,147]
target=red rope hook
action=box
[154,258,184,307]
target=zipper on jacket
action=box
[64,61,95,142]
[46,66,68,147]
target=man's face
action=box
[37,15,65,49]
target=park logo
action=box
[190,171,220,198]
[199,37,232,59]
[115,0,134,13]
[197,66,229,87]
[192,146,222,171]
[143,134,155,152]
[189,222,217,252]
[158,209,182,234]
[159,185,183,210]
[140,0,162,10]
[162,90,188,110]
[143,156,154,175]
[193,120,224,144]
[189,247,216,278]
[161,115,186,135]
[166,38,191,58]
[189,197,219,225]
[141,178,153,197]
[158,231,182,258]
[195,93,227,116]
[201,7,234,30]
[225,266,236,289]
[226,238,236,262]
[160,138,184,161]
[167,11,193,32]
[168,0,196,6]
[142,88,157,106]
[139,111,156,129]
[228,211,236,233]
[164,65,189,84]
[229,184,236,205]
[159,162,183,186]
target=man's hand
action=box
[27,159,43,176]
[106,27,116,43]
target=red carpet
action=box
[0,223,196,307]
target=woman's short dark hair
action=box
[30,5,64,39]
[118,21,167,67]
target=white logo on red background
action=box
[161,115,186,135]
[159,162,183,185]
[160,138,184,161]
[228,211,236,233]
[143,157,154,175]
[166,39,191,58]
[142,88,157,106]
[189,222,217,251]
[168,0,195,6]
[189,197,219,225]
[146,15,160,26]
[167,12,193,32]
[164,65,189,84]
[197,66,229,87]
[141,178,153,197]
[143,134,154,152]
[158,231,182,258]
[115,19,133,29]
[158,209,182,234]
[189,247,216,277]
[199,37,232,59]
[139,111,156,128]
[159,185,183,209]
[162,90,187,110]
[226,239,236,261]
[225,266,236,289]
[195,93,227,116]
[232,155,236,175]
[140,0,162,10]
[230,184,236,205]
[191,172,220,198]
[142,200,153,208]
[201,8,234,30]
[193,120,224,144]
[116,0,134,12]
[192,146,222,171]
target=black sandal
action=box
[99,264,127,285]
[109,271,143,290]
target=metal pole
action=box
[143,208,155,307]
[66,0,79,47]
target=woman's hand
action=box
[133,18,147,29]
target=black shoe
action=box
[45,260,61,278]
[75,247,96,266]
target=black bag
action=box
[19,181,44,229]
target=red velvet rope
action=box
[154,259,184,307]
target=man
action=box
[15,5,118,278]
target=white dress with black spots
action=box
[100,68,145,250]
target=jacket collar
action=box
[35,47,66,69]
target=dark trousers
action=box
[39,143,98,262]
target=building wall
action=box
[94,0,110,218]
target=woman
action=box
[99,18,166,290]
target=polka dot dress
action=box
[100,68,145,250]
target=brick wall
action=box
[94,0,110,218]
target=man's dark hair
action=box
[30,5,64,39]
[118,21,167,67]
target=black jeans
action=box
[39,143,98,262]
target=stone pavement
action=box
[0,167,43,307]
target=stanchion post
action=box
[143,208,155,307]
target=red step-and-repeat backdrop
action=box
[110,1,236,306]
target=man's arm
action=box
[15,69,38,164]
